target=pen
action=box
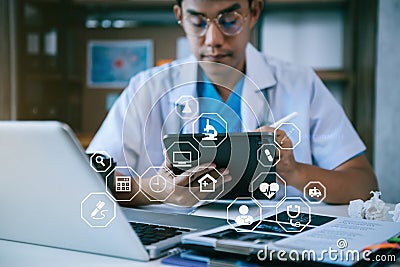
[388,237,400,243]
[362,236,400,251]
[363,242,400,251]
[269,112,298,128]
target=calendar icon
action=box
[115,176,131,192]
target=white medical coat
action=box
[88,44,365,195]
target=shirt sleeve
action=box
[86,75,141,169]
[309,71,366,170]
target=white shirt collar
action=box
[165,44,274,132]
[245,43,277,90]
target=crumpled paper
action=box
[388,203,400,222]
[348,191,396,221]
[348,199,365,219]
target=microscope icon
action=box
[202,119,218,141]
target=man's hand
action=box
[114,161,232,208]
[255,126,301,187]
[255,126,378,204]
[140,162,231,207]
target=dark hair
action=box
[176,0,253,7]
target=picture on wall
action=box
[87,40,153,88]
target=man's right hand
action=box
[140,162,231,207]
[113,161,231,207]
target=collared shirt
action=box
[197,72,244,133]
[87,44,366,196]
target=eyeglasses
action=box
[179,11,247,37]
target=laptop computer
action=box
[0,121,226,261]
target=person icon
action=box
[235,205,254,226]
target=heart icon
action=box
[259,182,279,199]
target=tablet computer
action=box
[163,132,277,199]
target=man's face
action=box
[174,0,261,75]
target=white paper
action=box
[274,217,400,265]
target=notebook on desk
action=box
[0,121,226,261]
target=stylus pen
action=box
[269,112,298,128]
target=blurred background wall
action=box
[374,0,400,203]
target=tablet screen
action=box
[163,132,277,199]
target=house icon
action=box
[198,174,217,193]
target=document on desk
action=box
[273,217,400,265]
[182,215,400,266]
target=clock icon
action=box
[149,175,167,193]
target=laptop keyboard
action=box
[130,222,191,246]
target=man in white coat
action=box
[88,0,377,206]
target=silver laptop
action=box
[0,121,225,261]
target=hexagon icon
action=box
[257,144,280,167]
[250,172,286,205]
[175,95,199,119]
[141,166,175,202]
[274,123,301,150]
[226,197,262,232]
[188,167,224,201]
[105,166,140,202]
[90,151,112,173]
[303,181,326,204]
[81,192,116,228]
[275,197,311,233]
[192,113,227,148]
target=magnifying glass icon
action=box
[95,155,105,167]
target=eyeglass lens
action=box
[184,12,244,36]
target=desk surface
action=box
[0,202,349,267]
